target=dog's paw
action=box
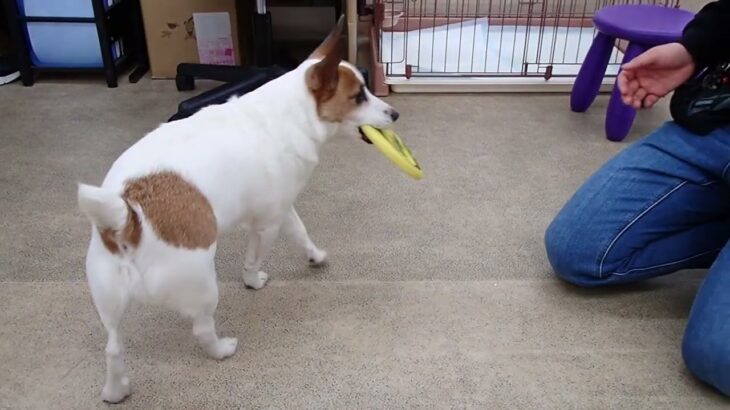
[307,247,328,267]
[244,271,269,290]
[207,337,238,360]
[101,377,131,404]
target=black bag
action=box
[670,62,730,135]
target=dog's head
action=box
[305,17,398,129]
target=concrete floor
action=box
[0,76,728,409]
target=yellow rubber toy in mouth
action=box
[359,125,423,180]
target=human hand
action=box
[617,43,696,109]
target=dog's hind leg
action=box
[193,312,238,360]
[242,225,280,289]
[159,248,238,360]
[189,271,238,360]
[85,239,132,403]
[282,207,327,266]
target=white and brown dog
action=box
[77,20,398,403]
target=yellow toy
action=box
[359,125,423,180]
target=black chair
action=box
[169,0,342,122]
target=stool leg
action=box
[605,42,647,141]
[570,32,614,112]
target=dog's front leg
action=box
[243,226,279,289]
[282,207,327,266]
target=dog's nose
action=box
[390,110,400,122]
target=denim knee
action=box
[682,322,730,396]
[544,217,603,288]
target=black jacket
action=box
[670,0,730,134]
[680,0,730,68]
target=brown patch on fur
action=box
[122,171,217,250]
[306,23,365,123]
[100,228,121,254]
[307,65,363,122]
[98,204,142,254]
[307,15,365,122]
[123,206,142,247]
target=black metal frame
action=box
[2,0,148,87]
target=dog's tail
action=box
[78,184,142,254]
[77,184,128,230]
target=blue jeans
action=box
[545,122,730,396]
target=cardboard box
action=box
[140,0,241,79]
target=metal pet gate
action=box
[368,0,680,94]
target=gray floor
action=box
[0,77,727,409]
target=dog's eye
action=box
[353,87,367,104]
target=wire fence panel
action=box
[375,0,679,79]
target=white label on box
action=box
[193,12,235,66]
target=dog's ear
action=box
[306,18,344,99]
[309,15,345,60]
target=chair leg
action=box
[570,32,615,113]
[605,42,646,142]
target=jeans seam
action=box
[598,180,688,278]
[611,248,721,276]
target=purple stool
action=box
[570,5,694,141]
